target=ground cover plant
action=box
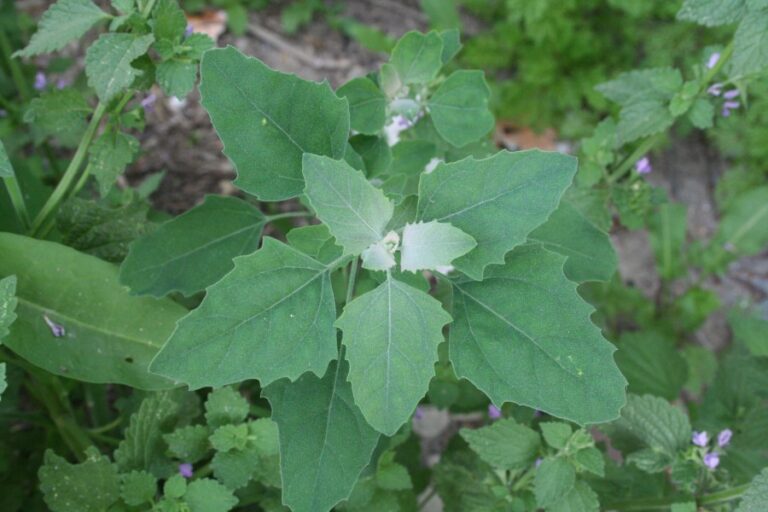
[0,0,768,510]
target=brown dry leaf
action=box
[495,121,558,151]
[187,10,228,42]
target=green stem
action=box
[87,415,123,435]
[265,211,313,222]
[2,176,31,230]
[700,483,750,506]
[345,257,360,305]
[0,29,31,101]
[605,483,749,511]
[30,102,108,236]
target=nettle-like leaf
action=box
[677,0,747,27]
[550,481,600,512]
[85,33,155,103]
[89,128,140,196]
[460,418,541,470]
[211,419,280,490]
[336,274,451,435]
[417,150,577,280]
[150,238,341,389]
[337,77,387,135]
[14,0,109,58]
[427,70,494,147]
[157,59,198,99]
[535,457,576,508]
[24,89,90,147]
[200,47,350,200]
[730,10,768,78]
[450,245,627,424]
[153,0,187,43]
[0,233,184,390]
[400,220,476,272]
[39,447,120,512]
[389,31,444,85]
[264,360,380,512]
[120,471,157,507]
[120,195,265,297]
[738,467,768,512]
[612,394,691,455]
[303,154,394,255]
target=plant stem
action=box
[30,102,108,236]
[3,176,31,229]
[265,211,313,222]
[345,257,360,305]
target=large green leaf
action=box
[303,154,394,255]
[120,195,265,297]
[85,33,155,102]
[336,274,451,435]
[427,70,494,147]
[400,220,476,272]
[14,0,109,58]
[200,47,350,200]
[449,245,626,424]
[417,150,577,280]
[264,360,380,512]
[150,238,341,389]
[528,200,617,282]
[0,233,183,390]
[337,77,387,135]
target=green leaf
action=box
[460,418,541,470]
[0,275,18,341]
[439,29,462,64]
[336,275,451,435]
[615,331,688,400]
[688,98,715,129]
[0,233,183,389]
[85,33,155,102]
[210,423,249,452]
[376,451,413,490]
[337,77,387,135]
[715,186,768,255]
[550,481,600,512]
[263,360,380,512]
[157,59,198,98]
[427,70,494,147]
[647,202,687,280]
[153,0,187,43]
[450,245,626,424]
[417,150,576,280]
[730,11,768,77]
[14,0,108,58]
[183,479,238,512]
[612,394,691,455]
[729,307,768,357]
[120,195,265,297]
[89,129,140,196]
[164,425,211,463]
[211,420,280,489]
[150,238,339,389]
[737,467,768,511]
[286,224,344,264]
[400,220,476,272]
[200,47,349,200]
[528,199,617,282]
[0,140,13,178]
[677,0,747,26]
[121,470,158,506]
[389,31,443,85]
[39,447,120,512]
[24,89,90,147]
[574,447,605,477]
[164,474,187,499]
[205,387,249,428]
[535,457,576,508]
[681,345,718,395]
[302,154,394,255]
[541,422,573,450]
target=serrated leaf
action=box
[737,467,768,511]
[89,129,140,196]
[0,140,13,178]
[427,70,494,147]
[400,220,476,272]
[574,447,605,477]
[157,59,198,98]
[460,418,541,470]
[24,89,90,147]
[183,478,238,512]
[39,447,120,512]
[417,150,576,280]
[211,420,280,490]
[449,245,626,425]
[730,307,768,357]
[121,470,158,506]
[263,360,380,512]
[200,47,349,200]
[550,481,600,512]
[153,0,187,43]
[688,98,715,129]
[541,422,573,450]
[337,77,387,135]
[14,0,108,58]
[205,387,249,428]
[535,457,576,508]
[730,11,768,77]
[303,154,394,255]
[0,233,183,389]
[613,394,691,455]
[120,195,265,297]
[286,224,343,264]
[528,199,617,282]
[150,238,339,389]
[183,33,215,60]
[85,33,154,102]
[677,0,747,26]
[615,331,688,400]
[389,31,443,85]
[337,275,451,435]
[210,423,249,452]
[164,425,211,463]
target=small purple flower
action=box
[635,156,652,175]
[724,100,740,110]
[723,89,740,100]
[488,404,502,420]
[56,77,70,90]
[140,93,157,112]
[707,52,721,69]
[704,452,720,470]
[708,83,723,96]
[179,463,193,478]
[413,406,424,420]
[43,315,66,337]
[535,458,543,468]
[185,24,194,37]
[692,431,709,447]
[717,429,733,447]
[34,71,47,91]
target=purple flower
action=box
[488,404,502,420]
[704,452,720,470]
[707,52,721,69]
[708,83,723,96]
[34,71,47,91]
[717,429,733,447]
[413,406,424,420]
[140,93,157,112]
[56,77,70,90]
[185,24,194,37]
[692,431,709,447]
[43,315,66,337]
[635,156,652,175]
[179,463,193,478]
[535,458,543,468]
[722,100,741,117]
[723,89,740,100]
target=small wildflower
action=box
[692,431,709,447]
[707,52,720,69]
[717,429,733,447]
[722,100,740,117]
[34,71,47,91]
[707,83,723,96]
[413,406,424,420]
[723,89,740,100]
[704,452,720,470]
[488,404,502,420]
[43,315,66,337]
[535,458,543,468]
[384,115,408,146]
[56,77,70,90]
[185,24,194,37]
[635,156,652,175]
[179,463,193,478]
[140,93,157,112]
